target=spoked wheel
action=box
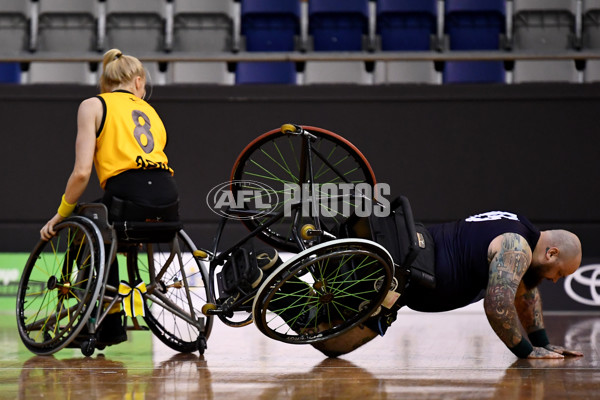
[252,239,394,344]
[231,126,376,252]
[133,230,213,353]
[16,217,104,355]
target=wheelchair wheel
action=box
[16,217,104,355]
[252,238,394,344]
[133,231,213,353]
[231,126,376,252]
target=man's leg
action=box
[310,323,379,357]
[310,306,400,357]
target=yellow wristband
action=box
[57,194,77,218]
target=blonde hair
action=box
[99,49,145,93]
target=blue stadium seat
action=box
[308,0,369,51]
[0,63,21,84]
[443,1,505,84]
[235,62,297,84]
[376,0,437,51]
[443,61,505,83]
[241,0,301,51]
[445,0,506,50]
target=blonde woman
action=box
[40,49,178,345]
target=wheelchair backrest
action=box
[339,196,436,288]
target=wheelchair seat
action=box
[109,197,181,243]
[112,220,183,243]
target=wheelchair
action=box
[16,124,432,356]
[16,201,213,356]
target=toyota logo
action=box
[564,264,600,307]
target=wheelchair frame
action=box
[16,124,409,356]
[16,203,214,356]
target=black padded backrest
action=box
[339,196,418,266]
[368,196,419,268]
[340,195,436,288]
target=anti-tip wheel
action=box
[80,338,96,357]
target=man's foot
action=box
[253,247,283,289]
[254,247,282,272]
[217,247,282,302]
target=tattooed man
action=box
[312,211,583,359]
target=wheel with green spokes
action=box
[252,239,394,344]
[16,217,104,355]
[230,126,376,252]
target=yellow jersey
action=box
[95,91,173,189]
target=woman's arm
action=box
[40,97,102,240]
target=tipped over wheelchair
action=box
[16,124,435,356]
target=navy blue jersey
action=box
[404,211,540,312]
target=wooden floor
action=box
[1,308,599,399]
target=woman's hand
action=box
[40,214,64,241]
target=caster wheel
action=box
[300,224,316,240]
[81,338,96,357]
[197,336,207,355]
[201,303,217,316]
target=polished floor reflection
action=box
[1,309,599,399]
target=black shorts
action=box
[103,169,178,207]
[102,170,179,222]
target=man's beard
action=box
[522,267,545,291]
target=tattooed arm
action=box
[484,233,562,359]
[515,285,544,335]
[515,284,583,357]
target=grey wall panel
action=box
[1,83,599,256]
